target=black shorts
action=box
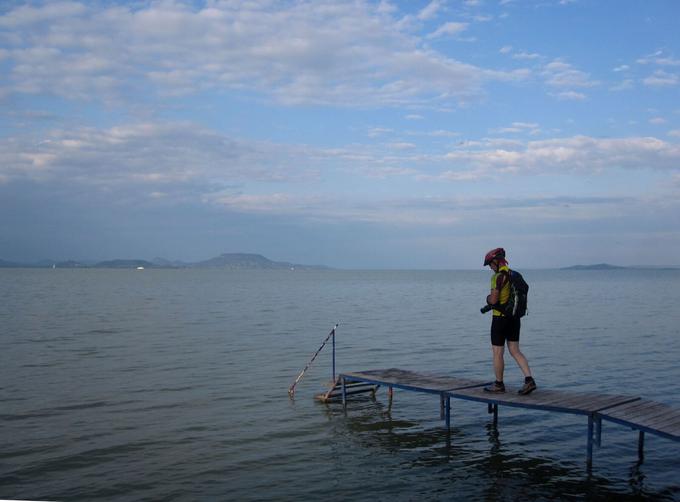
[490,316,521,347]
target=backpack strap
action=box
[497,269,510,290]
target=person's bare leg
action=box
[492,345,505,382]
[507,341,531,377]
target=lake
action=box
[1,268,679,501]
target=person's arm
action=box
[486,273,507,305]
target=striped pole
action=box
[288,324,339,397]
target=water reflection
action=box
[322,399,678,501]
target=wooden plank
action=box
[644,413,680,431]
[342,369,486,393]
[447,385,637,415]
[338,368,680,442]
[598,399,680,440]
[602,400,675,421]
[664,422,680,436]
[600,399,659,418]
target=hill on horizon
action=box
[0,253,329,270]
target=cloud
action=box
[428,22,468,39]
[368,127,394,137]
[418,1,441,20]
[425,130,461,137]
[0,122,322,191]
[202,186,639,227]
[512,52,542,60]
[2,119,679,229]
[554,90,586,101]
[643,70,679,88]
[542,60,598,89]
[649,117,667,125]
[387,142,417,150]
[539,59,597,100]
[637,51,680,67]
[440,136,680,177]
[610,79,634,92]
[493,122,541,135]
[0,0,519,108]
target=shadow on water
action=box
[318,397,680,502]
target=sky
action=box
[1,0,679,269]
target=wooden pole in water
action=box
[638,431,645,463]
[445,397,451,430]
[587,415,594,469]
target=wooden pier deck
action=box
[337,368,680,468]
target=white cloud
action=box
[613,65,630,72]
[637,51,680,67]
[512,52,542,60]
[554,90,586,101]
[610,79,634,92]
[418,1,441,21]
[426,130,461,137]
[493,122,541,135]
[0,1,519,108]
[669,130,680,138]
[368,127,393,137]
[388,142,417,150]
[0,122,322,188]
[649,117,667,125]
[540,59,597,100]
[542,60,598,88]
[643,70,679,88]
[441,136,680,175]
[499,46,512,54]
[428,22,469,39]
[3,122,680,229]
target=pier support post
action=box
[595,417,602,447]
[487,403,498,426]
[440,394,445,420]
[445,397,451,430]
[638,431,645,463]
[341,377,347,408]
[587,415,594,469]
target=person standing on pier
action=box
[482,248,537,395]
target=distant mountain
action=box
[152,257,190,268]
[561,263,628,270]
[0,253,329,270]
[53,260,89,268]
[192,253,326,270]
[94,259,157,269]
[0,258,22,268]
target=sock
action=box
[525,376,534,383]
[495,380,504,386]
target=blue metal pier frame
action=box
[338,369,680,469]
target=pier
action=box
[327,368,680,468]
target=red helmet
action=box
[483,247,505,266]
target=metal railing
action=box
[288,323,339,397]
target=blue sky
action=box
[1,0,679,268]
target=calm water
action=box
[1,268,679,501]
